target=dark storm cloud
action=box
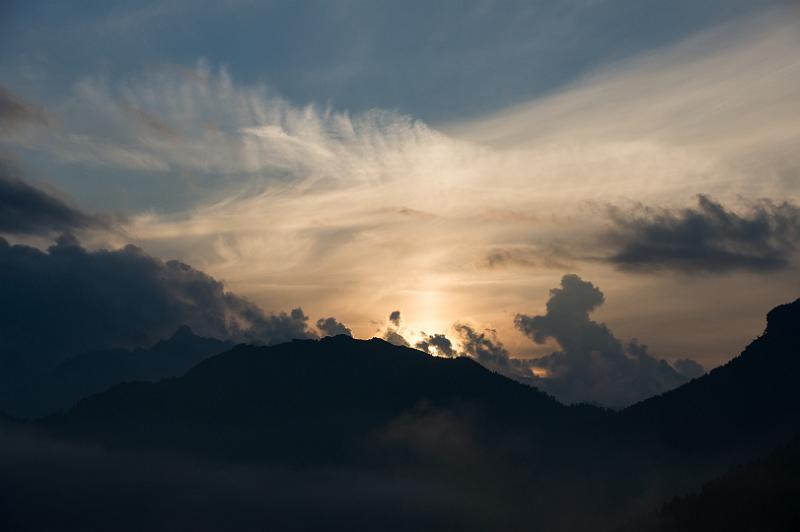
[415,333,456,358]
[316,317,353,337]
[229,304,315,347]
[513,274,693,406]
[0,85,50,130]
[0,235,316,368]
[389,310,402,326]
[0,161,107,236]
[604,196,800,273]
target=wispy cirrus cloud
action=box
[1,9,798,368]
[21,61,456,185]
[0,85,50,131]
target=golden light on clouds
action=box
[5,8,799,369]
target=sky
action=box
[2,0,799,405]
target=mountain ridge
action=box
[2,298,799,531]
[0,326,232,419]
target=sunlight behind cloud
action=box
[4,8,798,368]
[127,7,800,363]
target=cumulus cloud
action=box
[414,333,456,358]
[381,310,410,347]
[0,235,316,368]
[3,13,798,368]
[513,274,694,406]
[401,304,692,408]
[383,330,410,348]
[454,324,513,373]
[316,317,353,337]
[229,305,315,347]
[452,323,535,384]
[604,196,800,273]
[0,161,107,236]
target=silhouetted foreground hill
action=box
[620,435,800,532]
[5,337,614,532]
[0,326,231,418]
[46,335,592,464]
[620,298,800,461]
[1,299,799,531]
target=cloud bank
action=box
[0,160,107,237]
[414,333,456,358]
[316,317,353,337]
[411,275,704,406]
[1,10,797,369]
[514,275,699,406]
[0,234,318,368]
[603,195,800,273]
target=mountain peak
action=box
[765,298,800,338]
[171,324,195,339]
[150,325,230,354]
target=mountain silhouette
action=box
[5,336,611,532]
[619,298,800,460]
[619,434,800,532]
[0,326,231,418]
[1,299,799,531]
[46,335,590,464]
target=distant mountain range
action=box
[1,299,799,531]
[0,325,232,418]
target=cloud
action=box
[0,160,107,236]
[383,330,409,347]
[19,61,452,183]
[414,333,456,358]
[0,421,504,532]
[453,324,512,371]
[453,11,800,180]
[604,196,800,273]
[373,404,479,464]
[92,18,798,353]
[481,248,537,269]
[381,310,410,346]
[0,86,50,130]
[228,304,315,347]
[3,10,798,366]
[316,317,353,337]
[0,235,316,368]
[452,323,535,384]
[513,274,694,406]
